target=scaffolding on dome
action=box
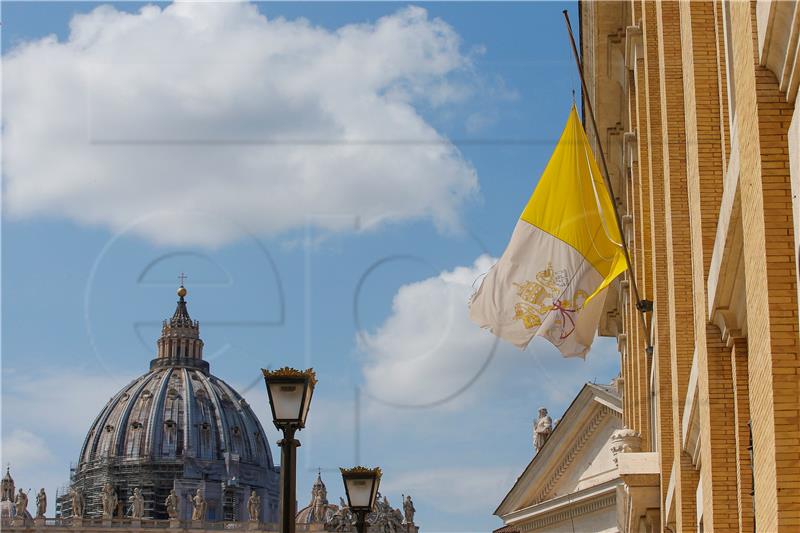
[55,458,183,519]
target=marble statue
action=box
[191,489,206,521]
[326,497,353,532]
[247,490,260,521]
[36,488,47,518]
[101,483,117,519]
[534,407,553,451]
[392,508,404,529]
[370,493,402,533]
[327,509,343,531]
[128,488,144,519]
[164,489,178,519]
[70,488,84,518]
[402,494,415,524]
[14,489,28,517]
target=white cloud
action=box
[0,429,61,512]
[464,111,496,133]
[358,255,502,408]
[0,430,56,469]
[354,260,621,529]
[358,255,620,411]
[2,368,134,439]
[3,2,480,246]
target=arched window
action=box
[126,422,144,456]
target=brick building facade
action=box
[581,1,800,531]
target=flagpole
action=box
[562,10,653,355]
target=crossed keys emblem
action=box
[512,263,588,341]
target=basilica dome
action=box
[295,472,340,524]
[62,286,279,522]
[79,359,269,467]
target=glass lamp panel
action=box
[299,384,314,426]
[368,478,380,508]
[345,477,374,509]
[268,380,304,422]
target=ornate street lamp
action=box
[340,466,382,533]
[262,367,317,533]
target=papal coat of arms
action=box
[512,263,588,342]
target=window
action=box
[126,422,144,456]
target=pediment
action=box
[537,413,620,501]
[495,384,622,517]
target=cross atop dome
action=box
[313,469,326,491]
[171,282,193,327]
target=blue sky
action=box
[1,2,619,531]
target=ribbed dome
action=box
[296,473,339,524]
[79,367,271,466]
[62,285,279,522]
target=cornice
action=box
[503,477,620,525]
[510,490,617,532]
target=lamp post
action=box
[262,367,317,533]
[340,467,381,533]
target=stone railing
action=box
[0,518,278,532]
[0,518,417,533]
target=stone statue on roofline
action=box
[369,493,402,533]
[247,490,260,521]
[326,508,344,531]
[191,489,206,521]
[165,489,178,519]
[128,488,144,519]
[36,488,46,519]
[70,488,84,518]
[14,489,28,518]
[402,494,415,524]
[534,407,553,451]
[101,484,117,519]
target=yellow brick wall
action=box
[581,0,799,530]
[640,4,673,530]
[729,1,800,530]
[713,0,731,177]
[730,336,754,533]
[679,2,728,529]
[705,324,739,530]
[655,2,698,529]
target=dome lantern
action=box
[151,279,208,373]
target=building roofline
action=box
[493,382,621,517]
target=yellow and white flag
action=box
[469,106,627,357]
